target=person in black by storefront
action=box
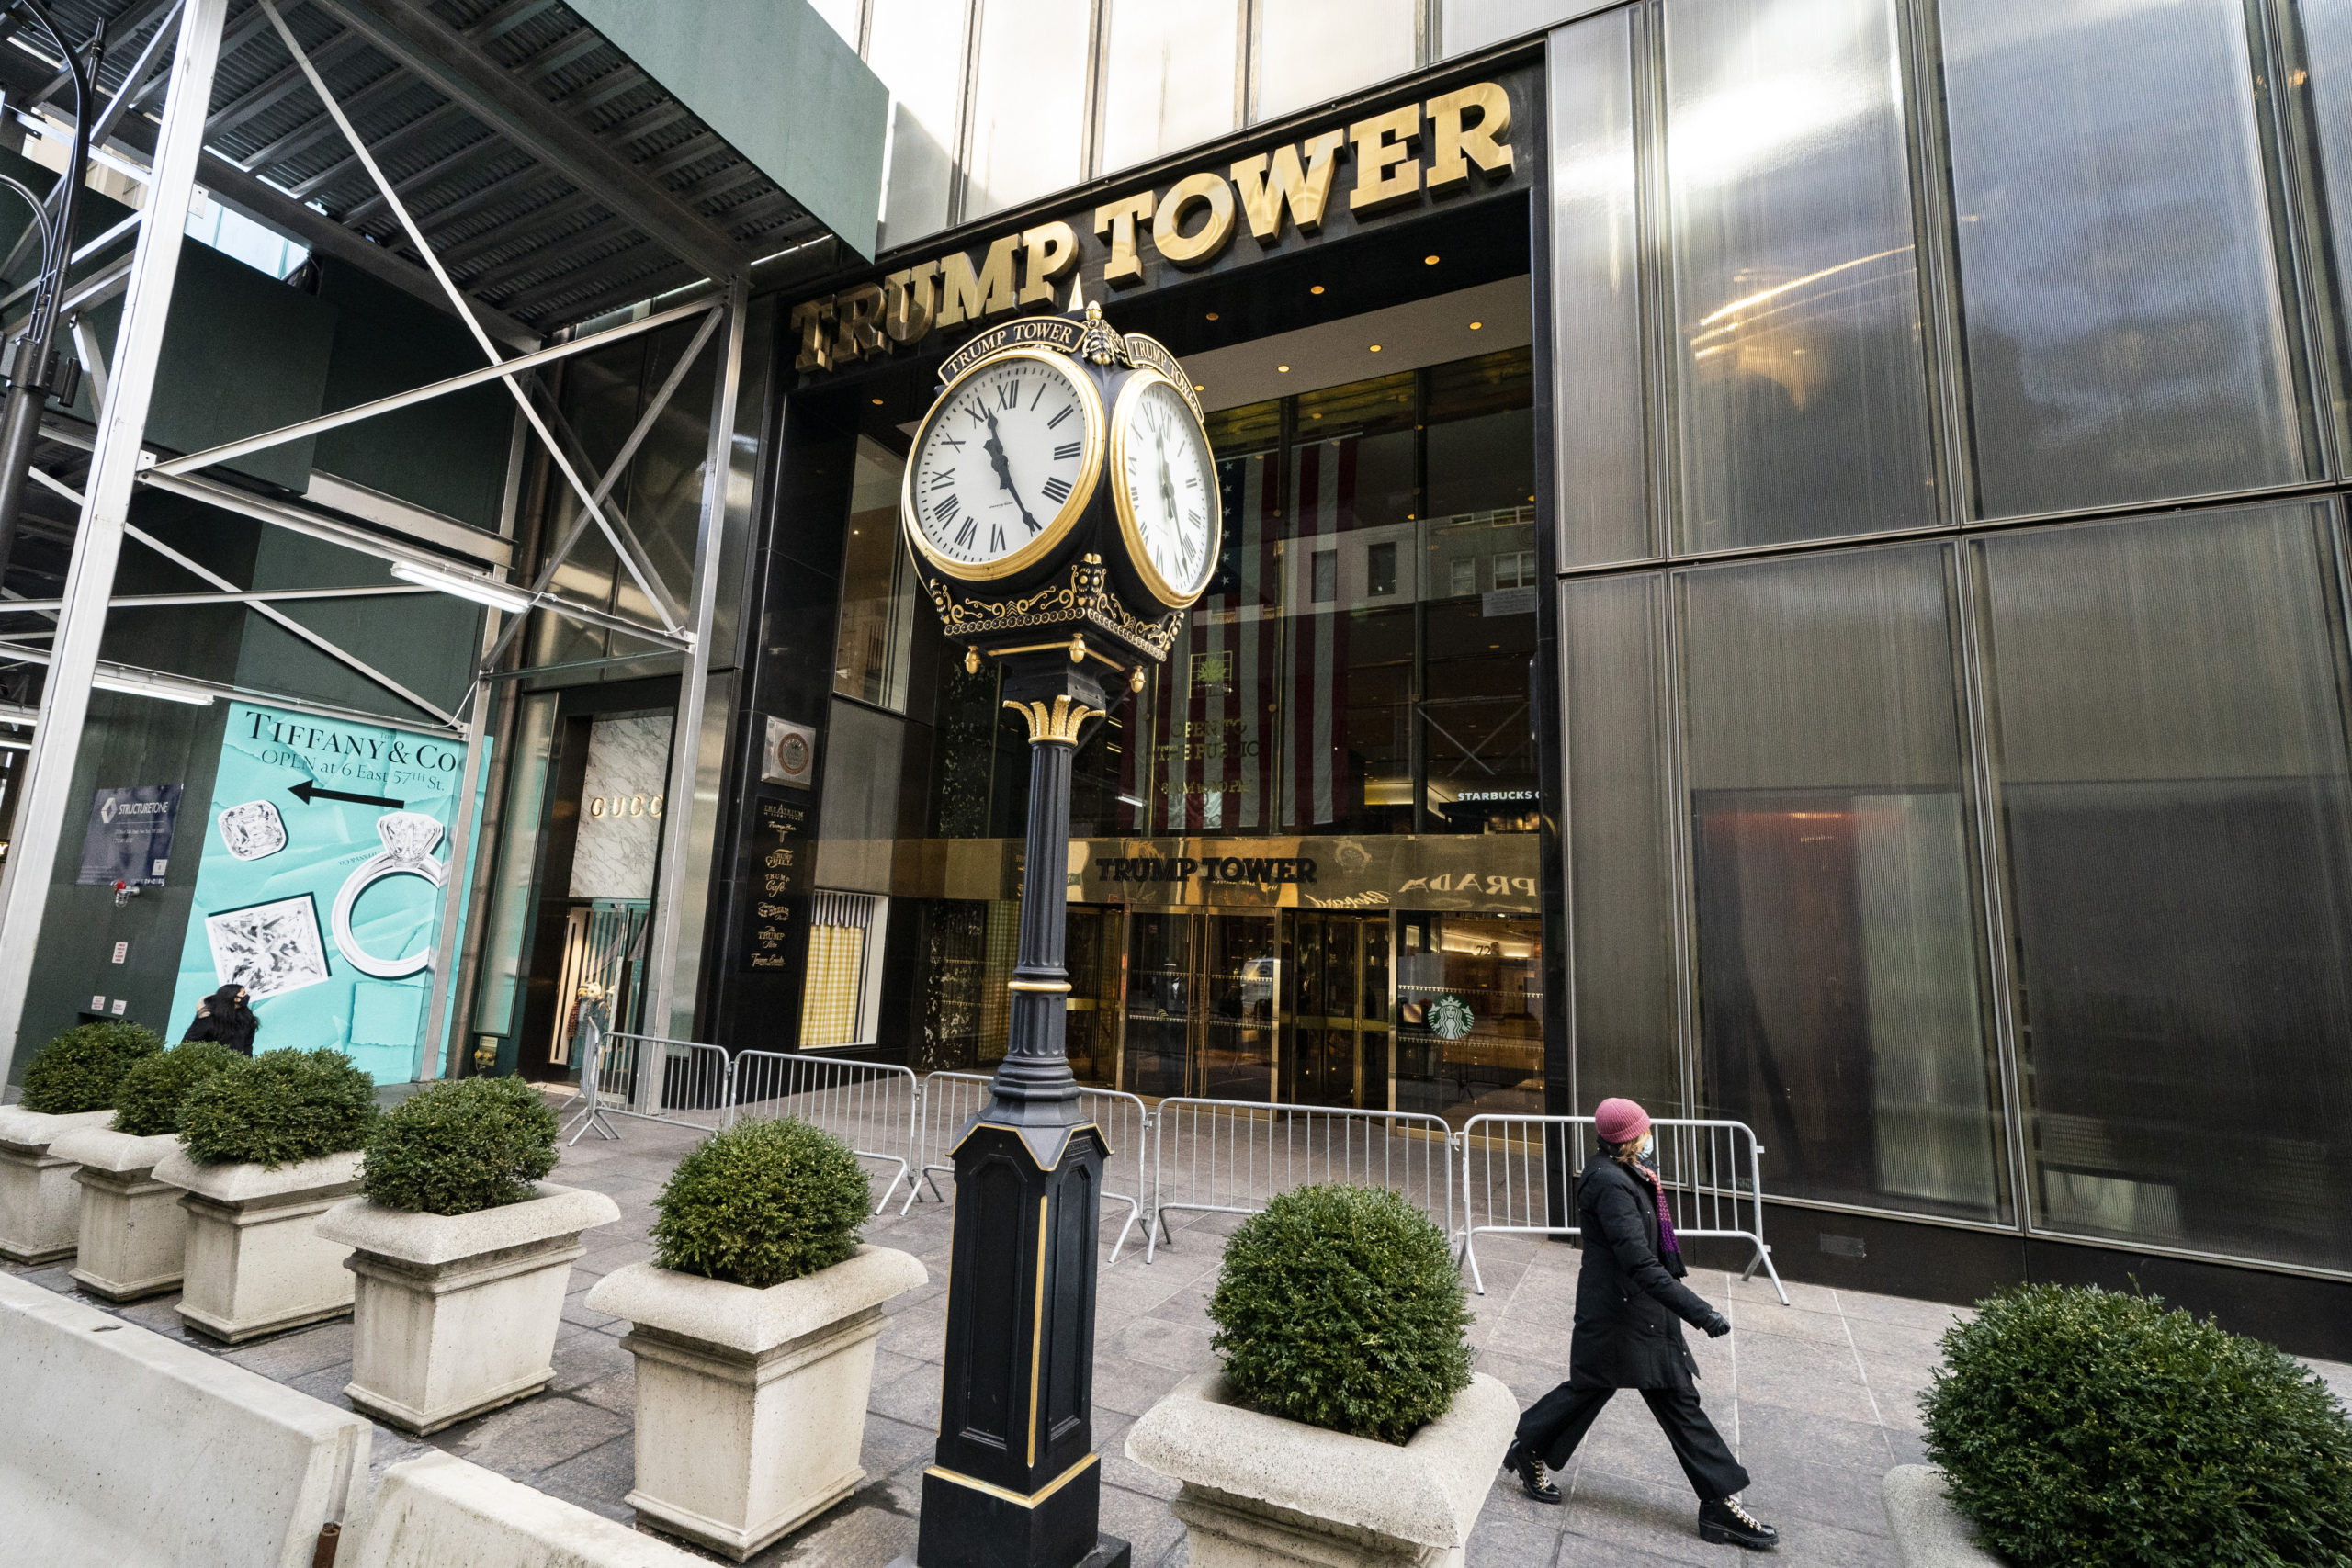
[1501,1096,1780,1551]
[180,984,258,1056]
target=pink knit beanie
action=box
[1594,1097,1651,1145]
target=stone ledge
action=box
[155,1148,364,1205]
[51,1127,181,1176]
[1883,1465,2005,1567]
[1125,1371,1519,1553]
[0,1108,115,1158]
[317,1182,620,1264]
[352,1450,706,1568]
[586,1246,927,1356]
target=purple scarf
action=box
[1630,1158,1680,1258]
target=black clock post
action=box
[894,291,1210,1568]
[910,652,1125,1568]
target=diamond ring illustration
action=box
[331,811,447,979]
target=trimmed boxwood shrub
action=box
[1206,1183,1472,1444]
[359,1076,558,1216]
[18,1021,164,1114]
[111,1042,242,1136]
[650,1117,869,1289]
[178,1048,378,1168]
[1924,1284,2352,1568]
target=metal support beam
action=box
[643,279,746,1049]
[146,293,717,477]
[121,521,459,726]
[254,0,685,637]
[302,0,744,285]
[0,0,227,1077]
[418,614,499,1080]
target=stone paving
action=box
[10,1109,2352,1568]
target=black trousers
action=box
[1515,1382,1750,1502]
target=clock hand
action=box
[1156,448,1181,555]
[980,406,1040,534]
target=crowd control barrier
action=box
[1458,1112,1787,1303]
[562,1029,729,1145]
[913,1070,1153,1262]
[729,1049,921,1213]
[1146,1099,1455,1263]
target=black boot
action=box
[1699,1497,1779,1549]
[1501,1439,1562,1504]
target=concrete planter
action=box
[1125,1371,1520,1568]
[0,1108,115,1263]
[154,1148,365,1343]
[1883,1466,2006,1567]
[585,1246,928,1560]
[317,1182,620,1434]
[51,1125,187,1301]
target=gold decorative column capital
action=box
[1003,695,1099,744]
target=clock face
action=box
[1111,372,1220,606]
[903,348,1102,581]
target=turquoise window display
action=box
[168,702,489,1085]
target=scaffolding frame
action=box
[0,0,795,1084]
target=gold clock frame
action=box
[901,345,1106,584]
[1107,367,1221,609]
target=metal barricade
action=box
[1148,1099,1456,1263]
[1459,1113,1787,1303]
[565,1031,730,1142]
[911,1073,1154,1264]
[730,1049,920,1213]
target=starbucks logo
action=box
[1428,994,1475,1041]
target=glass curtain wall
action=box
[1550,1,2352,1275]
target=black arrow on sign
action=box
[288,780,405,809]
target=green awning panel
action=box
[568,0,888,262]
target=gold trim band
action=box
[924,1453,1098,1510]
[1007,979,1071,993]
[945,1120,1109,1167]
[1027,1194,1048,1464]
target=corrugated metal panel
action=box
[6,0,828,333]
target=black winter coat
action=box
[1567,1150,1718,1390]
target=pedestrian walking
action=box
[180,984,259,1057]
[1501,1096,1779,1551]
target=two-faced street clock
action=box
[896,290,1216,1568]
[899,289,1221,675]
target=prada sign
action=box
[791,67,1533,375]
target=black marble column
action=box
[910,656,1127,1568]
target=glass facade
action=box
[800,344,1541,1125]
[1550,1,2352,1280]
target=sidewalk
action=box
[10,1111,2350,1567]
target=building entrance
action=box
[1281,912,1391,1109]
[1122,909,1276,1102]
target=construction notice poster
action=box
[167,702,486,1085]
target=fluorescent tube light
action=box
[92,669,216,706]
[390,559,534,615]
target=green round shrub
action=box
[358,1076,558,1215]
[650,1118,869,1289]
[1924,1284,2352,1568]
[177,1048,378,1168]
[1206,1183,1472,1443]
[110,1042,243,1136]
[18,1021,164,1114]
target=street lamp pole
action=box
[0,0,96,585]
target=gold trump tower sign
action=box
[790,72,1528,374]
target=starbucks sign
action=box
[1428,994,1475,1041]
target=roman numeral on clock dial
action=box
[907,352,1092,570]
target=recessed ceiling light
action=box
[1310,285,1325,295]
[1277,365,1290,373]
[1311,412,1323,420]
[1368,344,1382,353]
[1469,321,1484,330]
[1424,254,1440,265]
[871,397,883,405]
[1194,382,1205,391]
[1206,310,1220,321]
